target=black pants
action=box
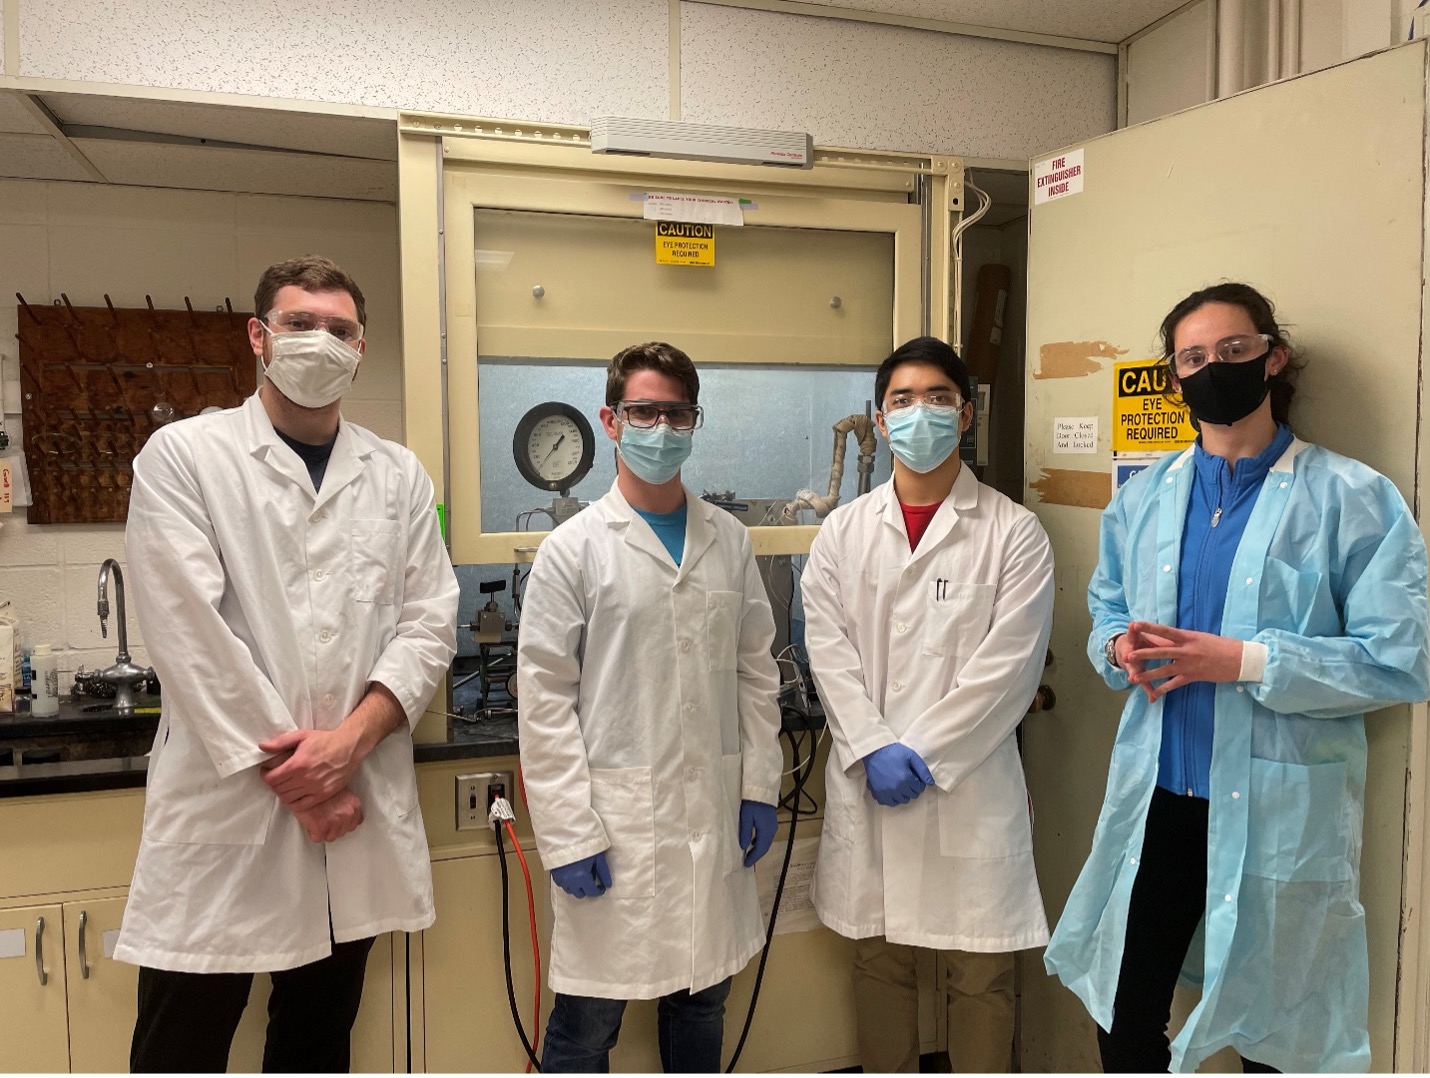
[1098,787,1279,1074]
[130,935,375,1073]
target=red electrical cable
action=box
[504,818,542,1073]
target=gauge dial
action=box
[512,402,596,494]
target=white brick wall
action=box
[0,179,401,693]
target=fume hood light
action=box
[589,117,813,169]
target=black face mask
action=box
[1176,353,1271,426]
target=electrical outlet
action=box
[455,770,514,831]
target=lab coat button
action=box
[323,693,336,706]
[896,622,907,634]
[891,680,902,692]
[684,702,696,714]
[311,510,326,522]
[319,630,333,643]
[313,568,326,581]
[680,639,691,653]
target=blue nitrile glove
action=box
[862,744,935,807]
[739,800,779,867]
[550,851,612,898]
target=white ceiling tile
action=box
[40,93,397,161]
[0,134,96,182]
[70,139,397,202]
[0,93,51,136]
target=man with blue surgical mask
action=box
[802,336,1055,1072]
[118,255,458,1071]
[517,341,783,1072]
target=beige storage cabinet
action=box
[0,788,396,1073]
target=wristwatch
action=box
[1103,633,1125,670]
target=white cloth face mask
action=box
[261,326,362,408]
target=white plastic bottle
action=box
[30,644,59,717]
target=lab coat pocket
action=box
[707,591,741,672]
[936,740,1033,858]
[922,582,995,658]
[720,753,745,877]
[590,767,657,898]
[144,768,280,846]
[351,519,403,605]
[1246,758,1353,883]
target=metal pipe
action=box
[1217,0,1246,97]
[1268,0,1282,81]
[97,557,131,663]
[1281,0,1302,78]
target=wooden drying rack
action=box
[15,293,258,524]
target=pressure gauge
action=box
[513,402,596,494]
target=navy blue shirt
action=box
[276,427,338,493]
[634,503,688,566]
[1157,424,1294,798]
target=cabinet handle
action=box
[78,910,91,979]
[35,916,47,986]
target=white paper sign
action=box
[642,192,745,227]
[1033,148,1084,205]
[102,929,120,959]
[0,927,25,959]
[755,836,821,936]
[1054,416,1098,453]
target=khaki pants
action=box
[852,936,1016,1073]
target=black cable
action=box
[495,822,543,1072]
[725,705,816,1073]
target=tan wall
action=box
[0,180,400,679]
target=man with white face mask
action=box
[517,341,783,1072]
[117,256,459,1072]
[802,336,1055,1072]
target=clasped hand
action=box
[1119,620,1243,702]
[259,727,362,811]
[862,743,934,807]
[259,727,367,844]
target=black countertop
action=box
[1,687,820,797]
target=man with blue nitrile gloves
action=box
[802,337,1055,1073]
[517,342,783,1073]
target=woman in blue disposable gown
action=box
[1045,282,1430,1073]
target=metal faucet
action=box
[97,559,153,711]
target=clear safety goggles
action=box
[615,400,704,431]
[883,391,964,418]
[1172,333,1271,376]
[263,309,365,345]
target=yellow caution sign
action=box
[1112,359,1196,453]
[655,221,715,266]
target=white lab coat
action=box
[803,466,1054,951]
[114,394,458,973]
[517,482,782,999]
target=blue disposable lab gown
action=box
[1045,438,1429,1072]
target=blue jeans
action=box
[541,977,732,1073]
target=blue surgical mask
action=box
[883,403,962,473]
[619,422,693,484]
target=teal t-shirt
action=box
[634,503,688,566]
